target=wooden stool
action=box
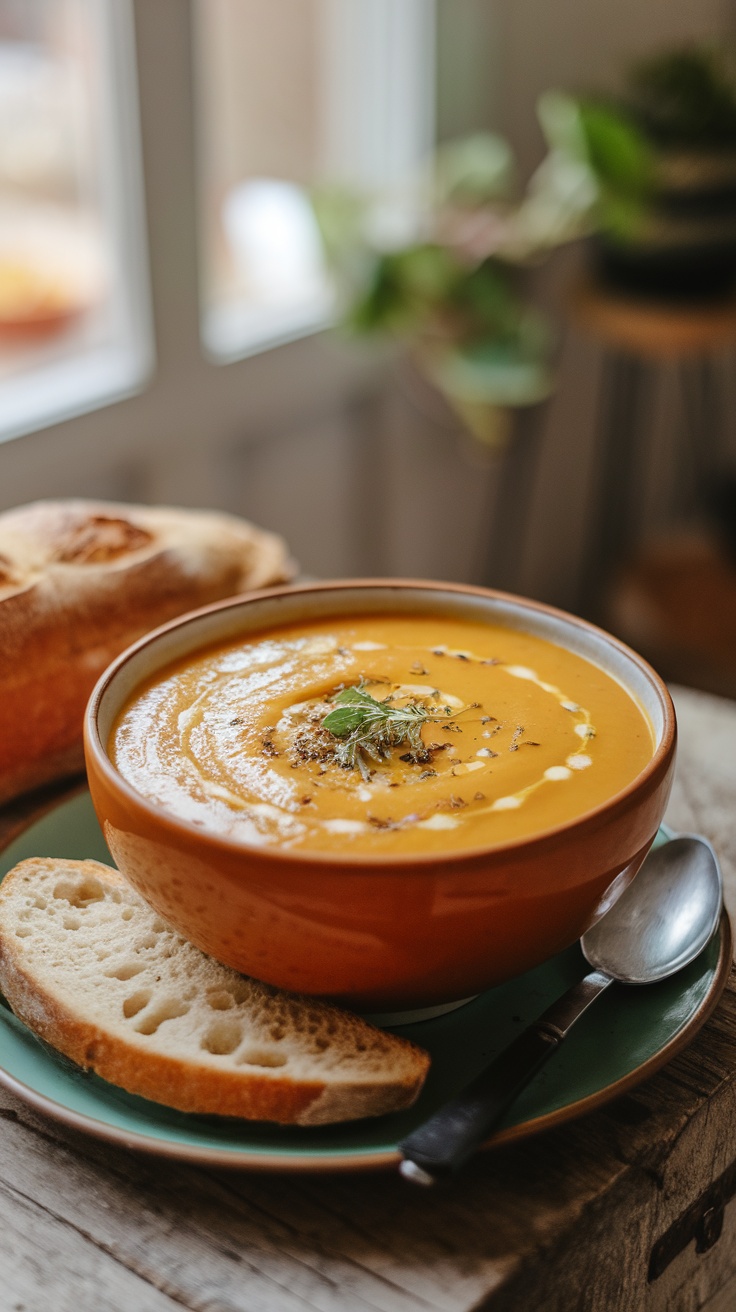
[570,282,736,621]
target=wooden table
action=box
[2,685,736,1312]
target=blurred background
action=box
[0,0,735,698]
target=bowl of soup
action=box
[84,580,676,1010]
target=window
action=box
[0,0,152,443]
[195,0,436,362]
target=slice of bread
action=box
[0,858,429,1125]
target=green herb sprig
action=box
[322,684,462,780]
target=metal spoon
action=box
[399,834,723,1185]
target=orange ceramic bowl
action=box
[84,581,676,1011]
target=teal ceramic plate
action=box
[0,791,730,1172]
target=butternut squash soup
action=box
[110,614,655,857]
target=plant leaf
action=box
[322,704,368,735]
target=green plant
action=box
[311,134,564,442]
[537,44,736,247]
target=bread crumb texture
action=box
[0,858,429,1124]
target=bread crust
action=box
[0,500,294,805]
[0,859,429,1125]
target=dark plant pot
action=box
[593,235,736,302]
[595,144,736,301]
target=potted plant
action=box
[312,135,570,447]
[541,45,736,299]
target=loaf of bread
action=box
[0,499,294,804]
[0,858,430,1124]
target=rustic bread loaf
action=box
[0,499,294,804]
[0,858,429,1124]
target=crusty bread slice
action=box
[0,859,429,1125]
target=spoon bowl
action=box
[581,834,723,985]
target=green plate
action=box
[0,791,730,1172]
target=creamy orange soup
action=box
[111,614,655,856]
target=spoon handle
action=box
[398,968,613,1186]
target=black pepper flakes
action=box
[509,725,524,753]
[368,815,395,829]
[399,748,432,764]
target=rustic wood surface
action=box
[1,684,736,1312]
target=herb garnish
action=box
[321,684,468,780]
